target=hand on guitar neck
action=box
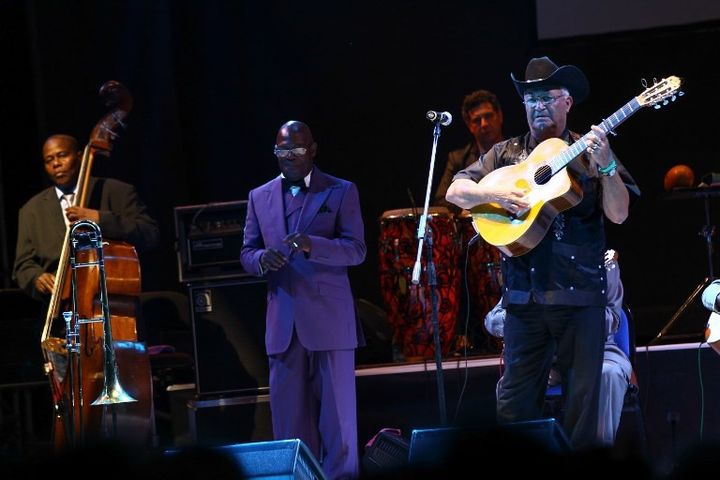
[585,125,611,171]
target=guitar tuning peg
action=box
[678,90,685,96]
[671,95,677,101]
[654,104,661,110]
[662,100,669,106]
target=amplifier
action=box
[189,279,269,396]
[174,200,250,282]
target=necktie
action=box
[282,178,307,197]
[61,194,74,225]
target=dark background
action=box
[1,0,718,348]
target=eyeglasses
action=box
[523,94,567,108]
[274,147,308,158]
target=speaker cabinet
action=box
[189,279,268,396]
[165,438,325,480]
[408,419,570,469]
[408,426,468,468]
[501,418,571,453]
[217,439,326,480]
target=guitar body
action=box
[469,137,583,257]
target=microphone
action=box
[426,110,452,126]
[702,279,720,314]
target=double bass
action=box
[40,81,153,448]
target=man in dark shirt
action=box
[446,56,640,450]
[433,89,505,214]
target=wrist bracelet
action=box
[598,159,617,177]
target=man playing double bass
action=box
[13,133,160,449]
[13,133,159,301]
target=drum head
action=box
[380,206,451,220]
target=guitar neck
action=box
[548,98,642,175]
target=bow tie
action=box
[282,177,308,193]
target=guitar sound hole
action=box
[534,165,552,185]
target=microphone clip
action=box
[426,110,452,127]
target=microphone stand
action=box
[412,120,447,426]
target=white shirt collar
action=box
[280,168,312,188]
[55,185,77,201]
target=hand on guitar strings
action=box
[493,188,530,215]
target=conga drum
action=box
[456,210,503,353]
[378,207,460,361]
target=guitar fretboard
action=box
[547,98,642,175]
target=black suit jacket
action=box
[12,176,159,300]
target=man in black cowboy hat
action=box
[445,56,640,450]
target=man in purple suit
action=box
[240,120,366,480]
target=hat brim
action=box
[511,64,589,104]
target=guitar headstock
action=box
[637,76,683,109]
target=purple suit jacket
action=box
[240,167,366,355]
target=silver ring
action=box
[292,241,299,249]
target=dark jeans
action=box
[496,303,605,451]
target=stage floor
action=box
[156,341,720,476]
[3,341,720,477]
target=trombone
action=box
[66,220,136,444]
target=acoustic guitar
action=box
[470,76,682,257]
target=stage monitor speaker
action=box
[408,419,570,468]
[189,279,269,396]
[362,429,409,476]
[217,439,326,480]
[408,426,468,468]
[501,418,571,454]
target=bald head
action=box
[276,120,314,145]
